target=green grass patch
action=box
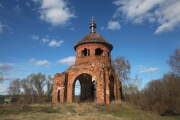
[0,103,179,120]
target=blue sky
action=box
[0,0,180,94]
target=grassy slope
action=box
[0,103,179,120]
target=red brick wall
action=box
[52,42,121,104]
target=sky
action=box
[0,0,180,94]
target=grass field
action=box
[0,103,179,120]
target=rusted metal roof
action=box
[74,32,113,50]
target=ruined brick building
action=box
[52,18,122,104]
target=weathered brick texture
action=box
[52,30,122,104]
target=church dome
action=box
[74,17,113,51]
[74,32,113,50]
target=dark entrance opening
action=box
[73,73,96,103]
[57,89,60,103]
[109,75,115,102]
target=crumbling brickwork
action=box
[52,21,122,104]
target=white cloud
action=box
[0,63,13,72]
[58,56,75,65]
[48,40,63,47]
[29,58,36,62]
[0,22,13,34]
[30,58,50,67]
[0,63,13,82]
[113,0,180,33]
[36,60,49,66]
[33,0,74,26]
[107,21,121,30]
[140,67,159,73]
[32,35,40,40]
[137,65,159,73]
[32,35,64,47]
[42,38,49,43]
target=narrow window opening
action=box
[95,48,103,56]
[81,48,88,56]
[108,52,110,57]
[57,89,60,103]
[109,76,115,102]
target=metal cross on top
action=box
[89,16,97,33]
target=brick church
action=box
[52,18,122,104]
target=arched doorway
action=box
[109,75,115,102]
[73,73,96,103]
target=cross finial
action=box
[92,16,95,23]
[89,16,96,33]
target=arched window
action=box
[81,48,90,56]
[95,48,103,56]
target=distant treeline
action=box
[124,73,180,115]
[0,95,52,104]
[123,48,180,115]
[7,73,53,104]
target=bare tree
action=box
[126,73,180,114]
[8,73,53,103]
[123,84,138,94]
[8,79,21,95]
[169,48,180,75]
[45,75,53,101]
[112,56,131,83]
[112,56,131,100]
[30,73,46,96]
[21,77,34,95]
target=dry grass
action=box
[0,103,179,120]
